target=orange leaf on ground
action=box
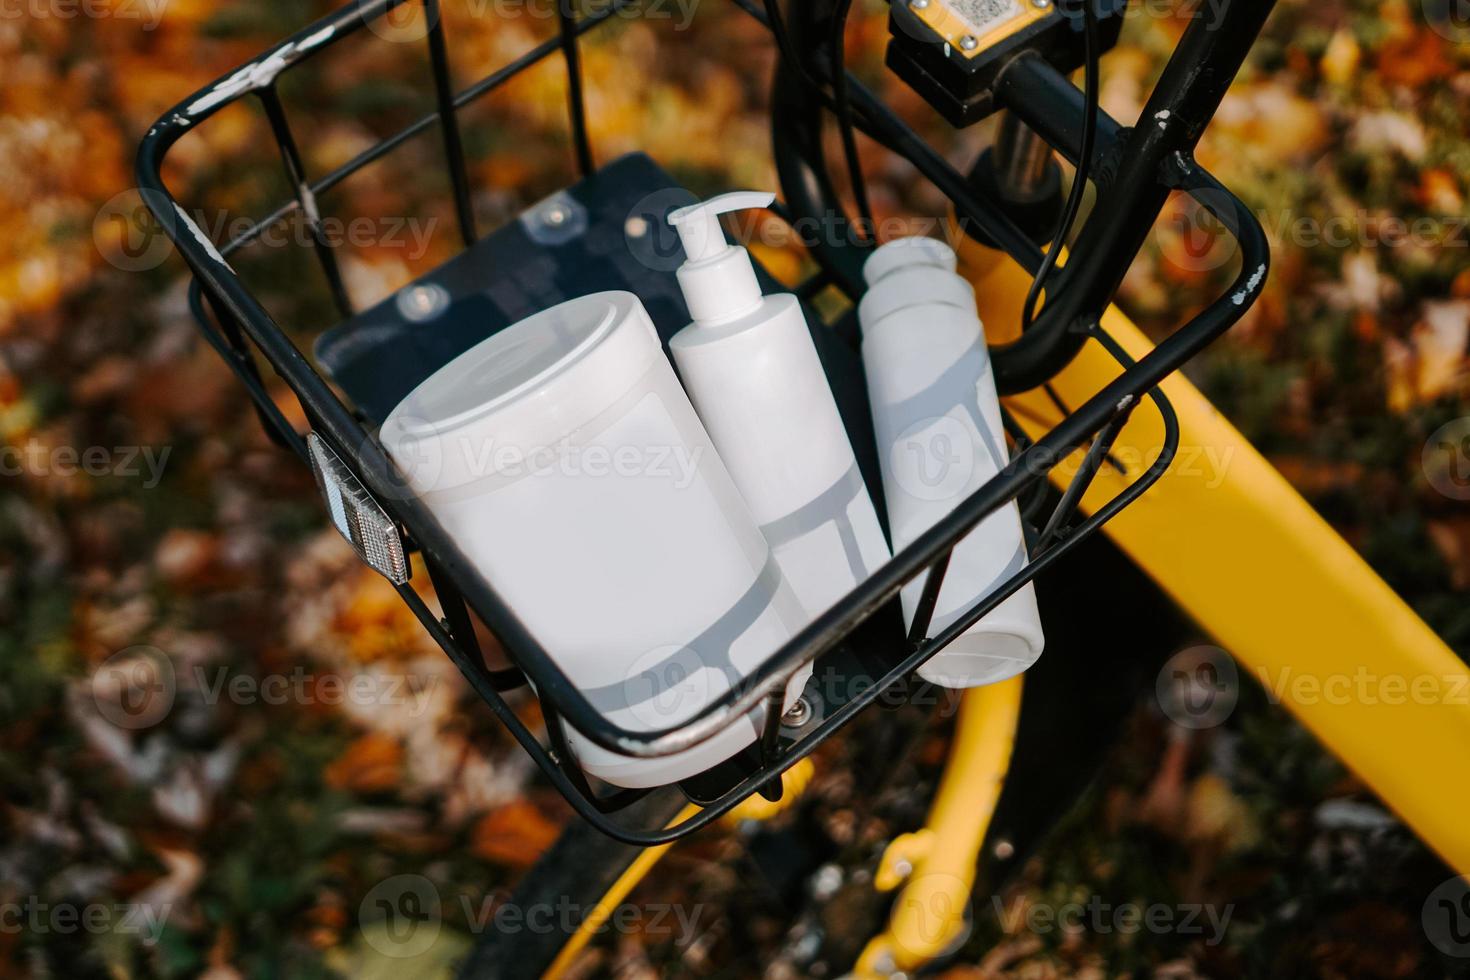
[154,529,220,587]
[1319,30,1360,87]
[1388,301,1470,413]
[325,734,404,794]
[1375,28,1455,91]
[1414,169,1464,214]
[334,569,432,663]
[1452,268,1470,299]
[470,800,560,867]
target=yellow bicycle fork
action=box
[856,678,1023,976]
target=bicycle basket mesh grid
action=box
[136,0,1269,842]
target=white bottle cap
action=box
[858,264,977,331]
[380,291,662,493]
[862,235,958,285]
[669,191,774,326]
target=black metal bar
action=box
[994,52,1122,174]
[196,285,306,456]
[538,698,652,814]
[757,689,787,798]
[424,556,494,679]
[906,550,953,646]
[537,697,596,797]
[424,0,477,245]
[256,86,354,318]
[1036,398,1132,550]
[558,0,595,177]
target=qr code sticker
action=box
[946,0,1024,36]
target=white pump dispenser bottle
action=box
[668,192,891,706]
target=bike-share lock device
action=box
[886,0,1126,126]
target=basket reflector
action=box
[306,432,411,585]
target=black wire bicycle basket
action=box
[136,0,1271,844]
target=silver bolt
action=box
[1032,0,1052,7]
[396,282,450,323]
[782,696,813,728]
[910,0,929,8]
[959,34,978,50]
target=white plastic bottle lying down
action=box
[858,237,1045,688]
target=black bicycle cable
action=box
[762,0,802,79]
[1019,0,1100,334]
[762,0,876,242]
[830,0,877,241]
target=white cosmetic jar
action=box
[380,291,804,787]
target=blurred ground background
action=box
[3,0,1470,976]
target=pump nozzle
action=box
[668,191,775,264]
[667,190,776,327]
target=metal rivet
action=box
[782,696,813,728]
[958,34,978,50]
[1032,0,1052,7]
[396,282,450,323]
[910,0,929,8]
[624,215,649,238]
[543,203,570,226]
[993,838,1015,859]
